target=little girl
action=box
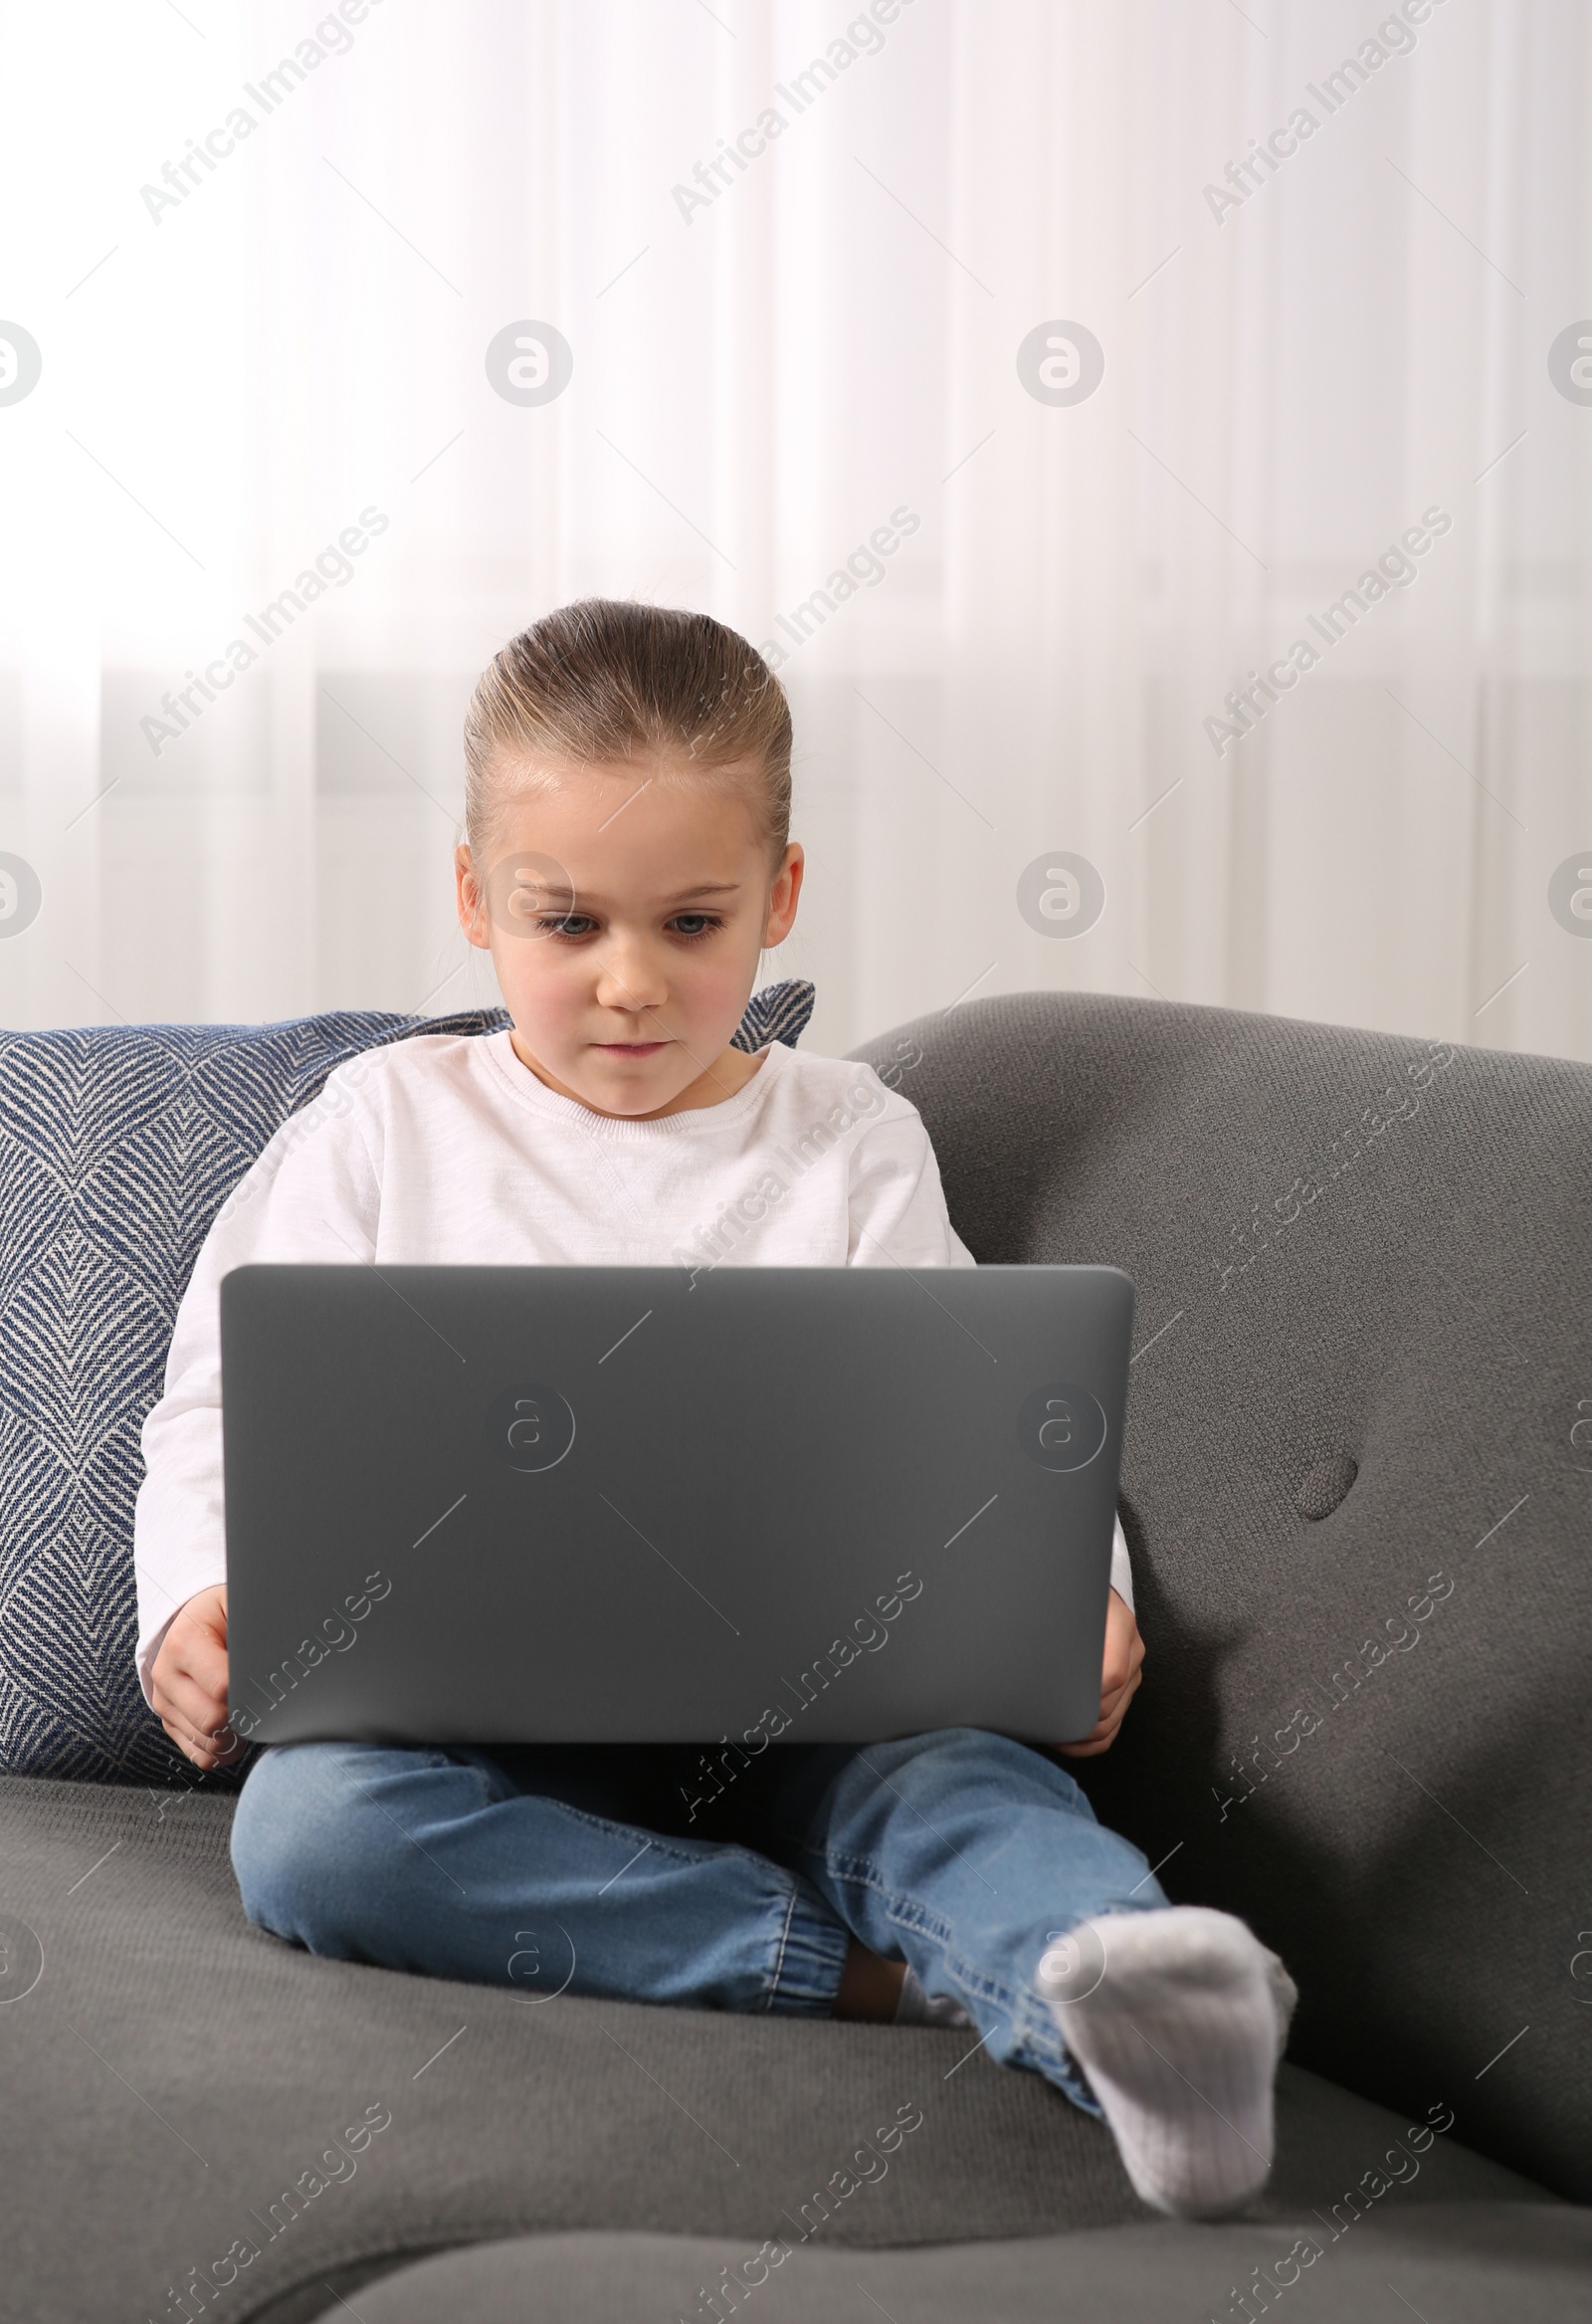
[135,597,1295,2221]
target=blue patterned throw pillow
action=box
[0,979,816,1784]
[729,977,816,1053]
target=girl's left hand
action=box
[1054,1588,1144,1758]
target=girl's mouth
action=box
[593,1039,669,1057]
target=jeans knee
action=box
[856,1727,1090,1815]
[230,1741,403,1944]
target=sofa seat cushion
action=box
[288,2209,1592,2324]
[0,1774,1565,2324]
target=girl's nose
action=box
[593,939,669,1015]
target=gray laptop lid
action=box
[221,1263,1134,1749]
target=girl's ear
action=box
[455,844,492,951]
[762,843,804,949]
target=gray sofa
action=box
[2,989,1588,2323]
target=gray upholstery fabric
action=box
[3,989,1588,2321]
[0,1776,1560,2324]
[852,994,1592,2205]
[301,2211,1592,2324]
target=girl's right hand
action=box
[150,1584,245,1770]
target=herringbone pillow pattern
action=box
[0,980,816,1783]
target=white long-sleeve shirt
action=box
[132,1028,1133,1703]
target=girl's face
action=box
[454,755,803,1120]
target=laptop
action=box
[220,1262,1134,1749]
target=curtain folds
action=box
[0,0,1586,1060]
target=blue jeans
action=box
[230,1727,1169,2117]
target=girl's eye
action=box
[532,911,726,944]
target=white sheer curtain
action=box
[1,0,1588,1060]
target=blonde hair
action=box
[461,598,793,873]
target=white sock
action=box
[895,1964,975,2029]
[1036,1906,1297,2219]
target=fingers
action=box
[153,1662,226,1744]
[151,1669,243,1770]
[1112,1658,1144,1720]
[172,1622,229,1708]
[1099,1606,1146,1698]
[1095,1668,1137,1713]
[159,1717,231,1772]
[157,1702,240,1770]
[1095,1658,1144,1725]
[1055,1659,1143,1757]
[150,1586,229,1693]
[1094,1652,1145,1723]
[149,1587,236,1770]
[1099,1644,1132,1695]
[160,1717,233,1773]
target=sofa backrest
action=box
[851,990,1591,2206]
[0,981,812,1790]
